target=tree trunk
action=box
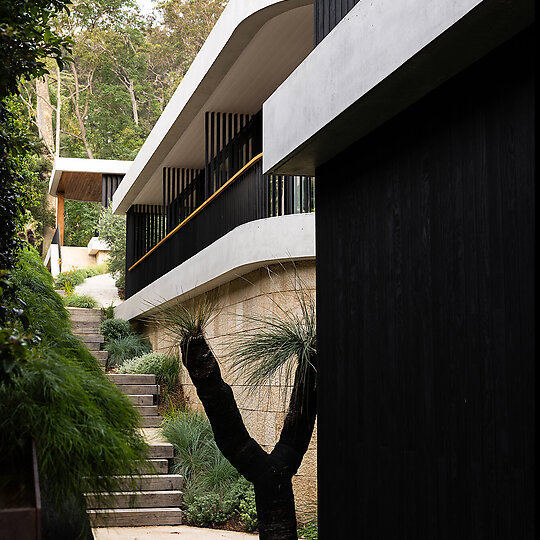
[181,337,317,540]
[69,65,94,159]
[127,80,139,126]
[36,76,55,156]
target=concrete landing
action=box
[93,525,257,539]
[75,273,122,307]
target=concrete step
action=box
[116,474,182,491]
[88,507,182,527]
[84,341,102,351]
[147,444,174,460]
[108,374,156,385]
[140,417,162,428]
[144,459,169,474]
[128,394,153,405]
[66,307,102,316]
[86,490,182,510]
[72,325,101,334]
[91,350,108,360]
[134,405,158,416]
[117,384,159,395]
[79,334,104,343]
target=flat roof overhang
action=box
[263,0,534,176]
[49,158,132,201]
[112,0,314,214]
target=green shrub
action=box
[119,352,179,387]
[54,266,103,290]
[105,334,152,369]
[100,318,133,342]
[63,294,98,308]
[238,485,258,532]
[298,521,318,539]
[184,492,229,526]
[98,206,126,290]
[102,302,115,320]
[2,247,148,533]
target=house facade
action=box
[263,0,534,538]
[112,0,318,522]
[113,0,534,536]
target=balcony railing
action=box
[125,155,315,298]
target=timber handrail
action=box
[128,153,263,271]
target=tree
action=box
[151,286,317,540]
[98,205,126,291]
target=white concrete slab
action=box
[115,213,315,321]
[93,525,257,539]
[74,273,122,307]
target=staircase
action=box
[68,307,107,369]
[66,307,183,527]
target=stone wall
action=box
[140,260,317,523]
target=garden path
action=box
[93,525,257,539]
[75,273,122,307]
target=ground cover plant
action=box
[1,247,148,538]
[162,408,257,531]
[119,352,180,389]
[54,264,107,292]
[63,294,99,308]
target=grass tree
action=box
[151,284,316,540]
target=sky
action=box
[136,0,157,17]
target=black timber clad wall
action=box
[314,0,360,45]
[315,28,534,539]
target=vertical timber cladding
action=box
[314,0,360,45]
[315,28,534,540]
[101,174,123,207]
[204,110,262,198]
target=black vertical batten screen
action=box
[101,174,124,207]
[204,111,262,197]
[315,29,534,539]
[162,167,204,234]
[314,0,360,45]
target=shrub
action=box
[162,408,257,529]
[105,334,152,369]
[100,318,133,342]
[63,294,98,309]
[298,521,318,539]
[2,247,147,533]
[98,206,126,290]
[102,302,115,320]
[119,352,180,388]
[184,492,229,526]
[54,266,103,290]
[238,486,258,532]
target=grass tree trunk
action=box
[181,337,316,540]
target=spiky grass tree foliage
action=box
[1,248,148,538]
[151,287,316,540]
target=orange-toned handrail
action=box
[128,153,263,272]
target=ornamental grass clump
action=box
[104,334,152,369]
[162,408,256,529]
[0,247,148,538]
